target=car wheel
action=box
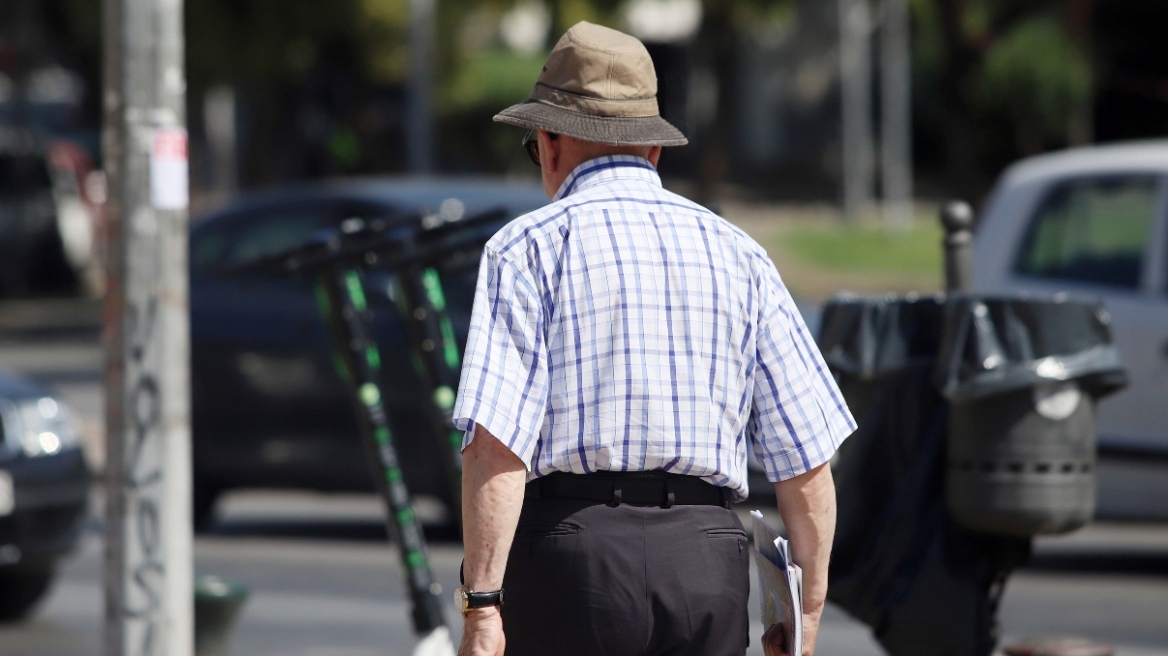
[0,565,55,622]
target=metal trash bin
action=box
[821,203,1131,656]
[820,294,1012,656]
[819,292,1128,656]
[936,297,1128,536]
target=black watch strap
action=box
[456,586,505,615]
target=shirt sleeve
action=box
[452,246,549,469]
[748,259,856,482]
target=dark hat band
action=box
[528,82,660,118]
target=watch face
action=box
[454,586,503,615]
[454,587,469,614]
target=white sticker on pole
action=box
[0,470,13,516]
[150,128,189,210]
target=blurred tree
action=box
[913,0,1094,199]
[181,0,371,182]
[53,0,1110,202]
[980,15,1092,155]
[689,0,795,202]
[361,0,412,83]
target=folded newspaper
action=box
[750,510,803,656]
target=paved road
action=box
[0,491,891,656]
[1,298,1167,655]
[0,492,1166,656]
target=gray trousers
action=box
[502,495,751,655]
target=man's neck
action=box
[546,135,657,196]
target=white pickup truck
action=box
[972,141,1168,481]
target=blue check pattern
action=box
[453,155,855,499]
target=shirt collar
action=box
[552,154,661,201]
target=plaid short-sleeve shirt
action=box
[453,155,855,499]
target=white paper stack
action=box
[750,510,803,656]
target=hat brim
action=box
[494,101,688,147]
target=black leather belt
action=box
[526,471,732,508]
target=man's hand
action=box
[761,611,821,656]
[771,462,836,656]
[458,608,505,656]
[761,622,786,656]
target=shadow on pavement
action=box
[1027,551,1168,577]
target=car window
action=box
[222,205,340,266]
[190,225,234,276]
[1015,176,1159,290]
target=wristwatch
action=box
[455,586,505,616]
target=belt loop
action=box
[528,478,542,500]
[611,481,622,507]
[721,487,732,509]
[663,479,675,509]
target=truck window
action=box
[1015,176,1158,290]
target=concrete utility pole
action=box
[102,0,193,654]
[839,0,875,222]
[407,0,437,173]
[880,0,913,233]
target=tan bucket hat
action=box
[494,22,688,147]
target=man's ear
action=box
[646,146,663,167]
[539,130,560,174]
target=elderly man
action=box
[451,21,855,656]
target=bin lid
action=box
[818,294,1128,400]
[935,295,1128,402]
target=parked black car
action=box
[0,372,91,620]
[190,178,548,525]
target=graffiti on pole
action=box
[106,162,192,656]
[123,293,165,656]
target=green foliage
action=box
[558,0,615,30]
[980,15,1092,151]
[442,49,547,113]
[907,0,1096,192]
[360,0,412,82]
[780,221,942,275]
[908,0,943,79]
